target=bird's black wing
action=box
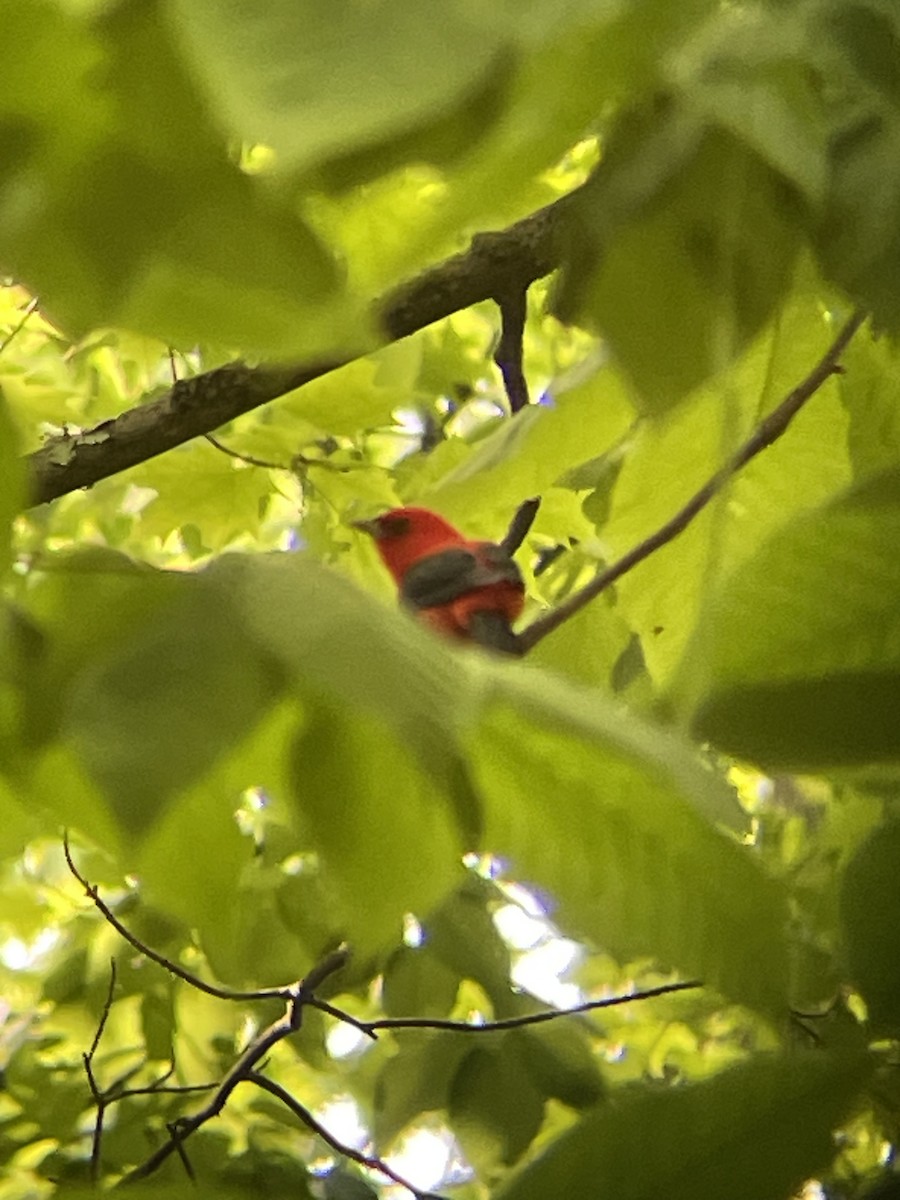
[400,545,522,610]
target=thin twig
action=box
[83,960,118,1181]
[108,1079,217,1101]
[167,1121,195,1182]
[533,543,568,577]
[64,835,290,1003]
[493,286,530,413]
[123,954,350,1184]
[87,959,118,1062]
[359,979,700,1034]
[204,433,288,471]
[248,1073,439,1199]
[0,295,39,356]
[519,309,867,652]
[499,497,540,556]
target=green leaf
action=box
[66,574,283,838]
[0,2,350,358]
[373,1029,470,1149]
[674,3,827,204]
[278,336,424,437]
[0,773,37,863]
[24,745,123,856]
[840,819,900,1035]
[556,111,802,409]
[815,3,900,328]
[382,945,460,1019]
[840,326,900,478]
[686,467,900,770]
[398,0,719,263]
[166,0,501,177]
[223,551,480,838]
[424,879,513,1013]
[416,367,634,529]
[288,704,462,962]
[600,283,851,686]
[449,1037,545,1173]
[137,702,303,984]
[496,1051,871,1200]
[141,980,175,1061]
[470,667,788,1015]
[512,1022,605,1110]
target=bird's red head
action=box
[353,506,464,581]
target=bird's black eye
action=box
[379,515,411,537]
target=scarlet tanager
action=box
[353,506,525,655]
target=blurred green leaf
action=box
[600,283,851,686]
[840,327,900,478]
[449,1037,545,1173]
[674,3,827,203]
[373,1028,469,1148]
[382,945,460,1019]
[0,2,351,358]
[137,702,301,985]
[686,467,900,770]
[840,819,900,1035]
[814,2,900,329]
[496,1051,871,1200]
[557,113,802,409]
[425,879,512,1013]
[166,0,501,178]
[66,573,284,838]
[289,704,462,962]
[470,669,787,1015]
[512,1022,605,1110]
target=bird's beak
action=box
[351,516,381,537]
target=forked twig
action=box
[66,838,699,1196]
[64,835,287,1004]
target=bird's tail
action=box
[466,609,523,656]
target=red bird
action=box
[354,506,525,654]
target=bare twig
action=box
[493,286,530,413]
[519,309,868,652]
[204,433,288,472]
[345,978,700,1035]
[86,959,118,1063]
[249,1073,438,1199]
[64,835,289,1003]
[533,543,568,576]
[123,950,351,1184]
[0,295,39,356]
[83,960,118,1181]
[73,834,696,1192]
[499,496,540,556]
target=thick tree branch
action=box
[519,309,868,652]
[26,196,572,508]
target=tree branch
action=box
[493,285,530,412]
[26,195,572,508]
[499,496,540,556]
[518,309,867,652]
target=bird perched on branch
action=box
[353,501,538,655]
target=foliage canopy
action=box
[2,2,900,1199]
